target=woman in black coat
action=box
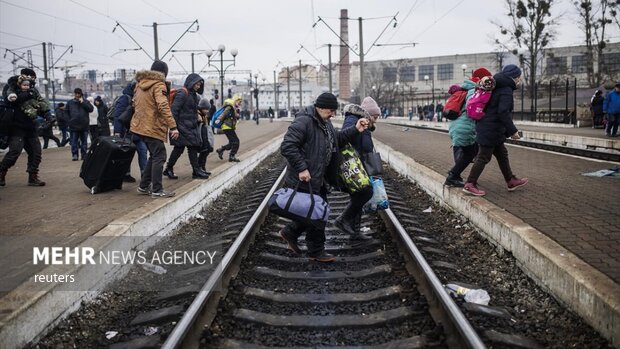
[163,73,209,179]
[463,64,528,197]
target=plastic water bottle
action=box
[444,284,490,305]
[464,289,490,305]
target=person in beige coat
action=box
[130,60,179,198]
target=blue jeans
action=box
[70,130,88,158]
[606,113,619,136]
[59,126,69,144]
[131,134,147,173]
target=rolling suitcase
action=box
[80,136,136,194]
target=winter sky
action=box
[0,0,617,83]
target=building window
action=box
[437,64,453,80]
[546,56,568,75]
[401,66,415,82]
[601,53,620,73]
[418,65,434,80]
[383,67,397,82]
[571,55,587,74]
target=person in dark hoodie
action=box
[113,80,147,182]
[94,96,110,137]
[65,88,94,161]
[279,92,370,263]
[130,60,179,198]
[463,64,528,197]
[163,73,209,179]
[334,99,378,241]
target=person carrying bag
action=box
[333,101,380,240]
[278,93,370,262]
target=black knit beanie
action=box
[20,68,36,78]
[150,60,169,77]
[314,92,338,110]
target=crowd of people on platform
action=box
[0,61,245,196]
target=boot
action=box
[163,166,178,180]
[444,171,464,187]
[334,215,370,240]
[201,166,212,176]
[228,156,240,163]
[0,169,6,186]
[28,172,46,186]
[192,168,210,179]
[216,148,224,160]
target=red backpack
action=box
[444,90,468,120]
[168,87,188,105]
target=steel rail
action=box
[162,167,287,349]
[391,123,620,162]
[380,208,487,349]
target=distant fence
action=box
[382,78,588,125]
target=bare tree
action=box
[492,0,560,104]
[608,0,620,31]
[574,0,612,87]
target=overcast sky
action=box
[1,0,617,85]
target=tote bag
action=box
[361,151,383,177]
[339,143,371,193]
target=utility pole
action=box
[358,17,365,99]
[274,70,279,113]
[287,67,291,116]
[153,22,159,60]
[328,44,333,93]
[299,60,303,110]
[249,73,253,114]
[42,42,49,99]
[191,52,195,73]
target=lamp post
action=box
[395,81,400,116]
[424,75,435,106]
[205,44,238,107]
[461,64,468,77]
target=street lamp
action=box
[424,75,435,106]
[205,45,238,107]
[42,79,57,110]
[461,64,468,77]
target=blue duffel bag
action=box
[268,181,330,229]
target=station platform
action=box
[0,121,288,297]
[1,116,619,347]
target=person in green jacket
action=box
[444,67,492,187]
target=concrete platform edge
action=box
[379,118,620,154]
[0,135,283,349]
[374,140,620,346]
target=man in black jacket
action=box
[279,92,369,262]
[65,88,93,161]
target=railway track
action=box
[33,155,609,349]
[121,166,538,349]
[391,124,620,163]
